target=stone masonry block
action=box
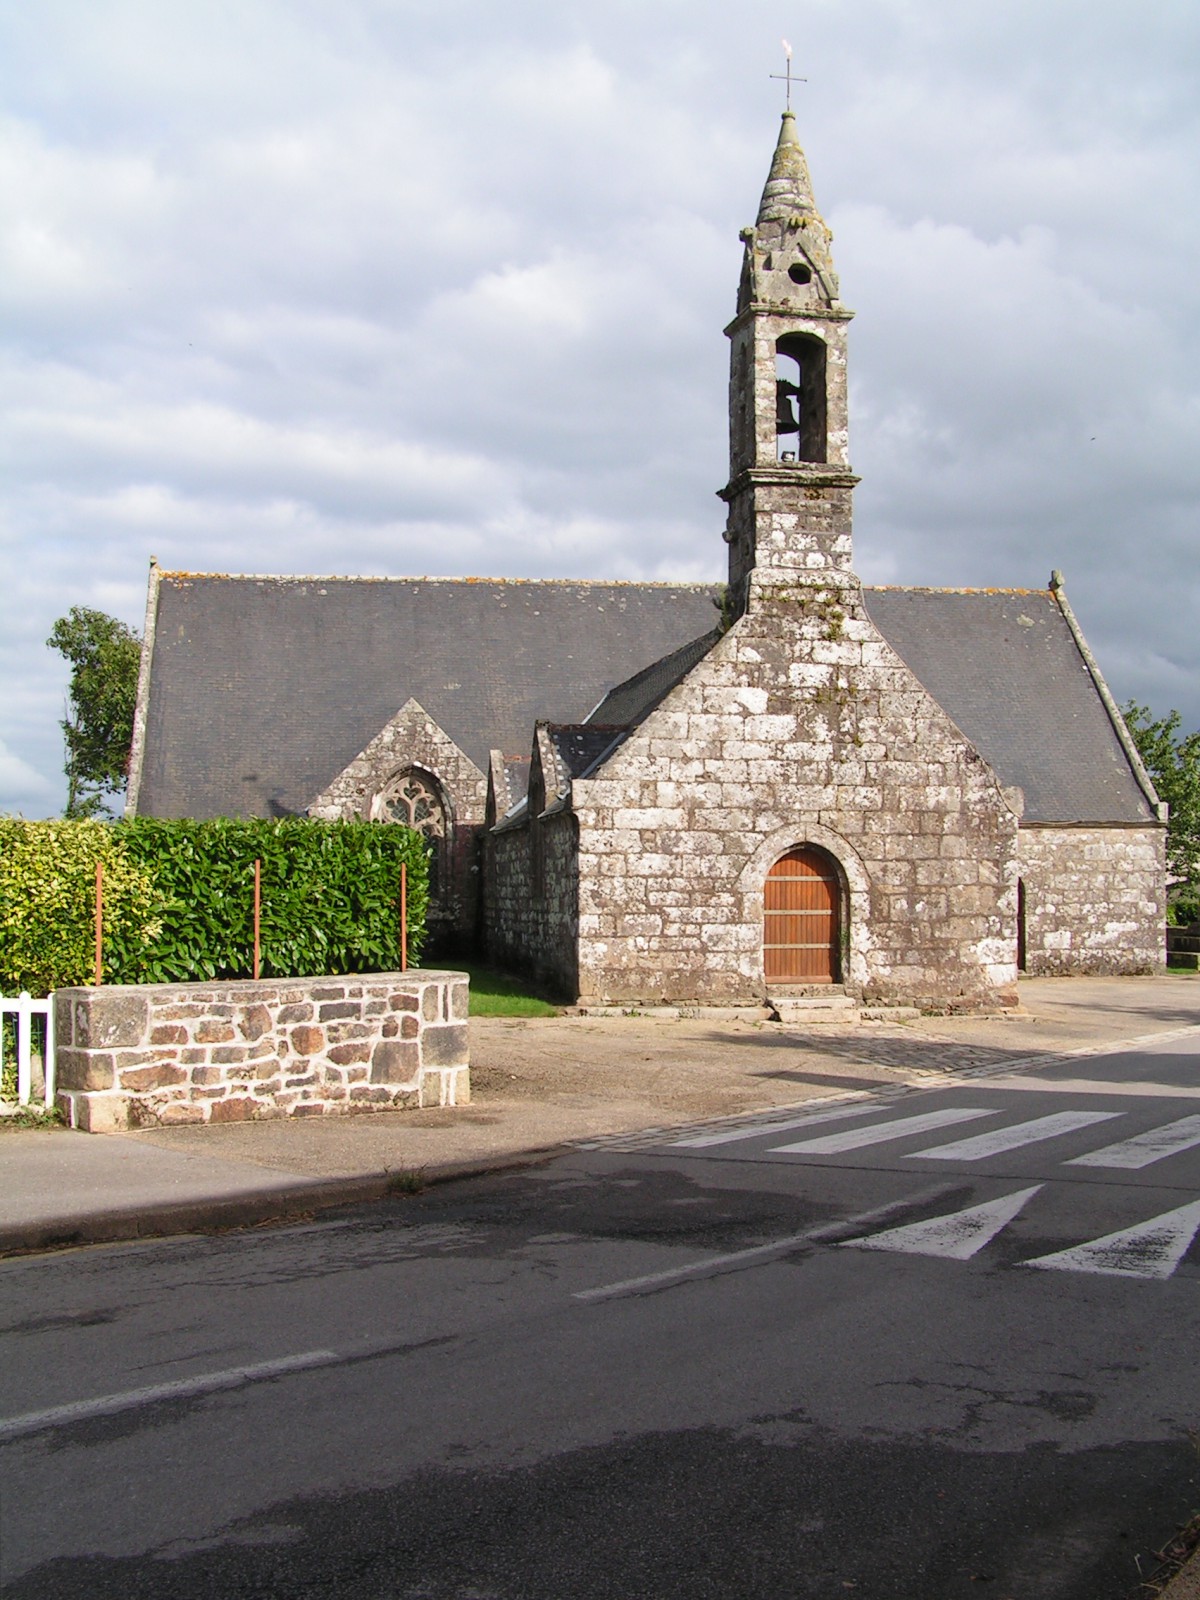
[73,992,150,1050]
[54,1048,113,1092]
[210,1097,256,1123]
[276,1003,313,1024]
[150,1024,188,1046]
[60,1091,131,1133]
[157,1102,206,1126]
[194,1021,235,1045]
[421,1024,469,1069]
[371,1039,421,1087]
[323,1021,370,1045]
[327,1043,371,1066]
[119,1063,187,1092]
[238,1004,273,1041]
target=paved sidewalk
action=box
[1,974,1197,1255]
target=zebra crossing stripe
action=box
[908,1110,1120,1162]
[671,1103,880,1148]
[840,1186,1042,1260]
[770,1106,996,1156]
[1066,1114,1200,1170]
[1024,1198,1200,1280]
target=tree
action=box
[1122,702,1200,905]
[46,607,142,818]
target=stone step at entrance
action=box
[769,987,860,1026]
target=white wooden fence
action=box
[0,992,56,1110]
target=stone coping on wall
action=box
[54,971,469,1133]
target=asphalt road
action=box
[2,1036,1199,1599]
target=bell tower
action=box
[719,111,858,613]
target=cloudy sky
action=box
[2,0,1198,817]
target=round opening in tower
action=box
[775,333,828,464]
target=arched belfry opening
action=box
[764,845,842,984]
[775,333,827,463]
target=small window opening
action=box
[788,261,812,285]
[775,333,827,463]
[1017,878,1027,973]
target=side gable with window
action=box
[307,697,488,952]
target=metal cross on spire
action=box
[769,39,807,110]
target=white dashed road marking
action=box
[908,1110,1121,1163]
[770,1106,996,1156]
[1067,1114,1200,1170]
[670,1103,880,1148]
[0,1350,339,1443]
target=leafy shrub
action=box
[115,818,429,982]
[0,817,429,995]
[0,819,159,996]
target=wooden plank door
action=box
[764,847,839,984]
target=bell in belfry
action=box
[775,378,800,434]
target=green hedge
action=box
[0,820,158,996]
[0,817,429,997]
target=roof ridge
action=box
[865,584,1051,596]
[154,571,721,589]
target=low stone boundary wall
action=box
[54,970,469,1132]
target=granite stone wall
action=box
[55,970,469,1132]
[485,811,578,998]
[1018,826,1165,975]
[570,572,1021,1010]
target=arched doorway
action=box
[764,846,841,984]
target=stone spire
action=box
[757,109,816,221]
[754,111,839,304]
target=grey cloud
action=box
[2,0,1197,816]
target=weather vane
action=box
[769,39,806,110]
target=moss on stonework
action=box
[772,585,848,642]
[712,585,736,636]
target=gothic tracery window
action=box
[381,770,445,836]
[379,769,447,898]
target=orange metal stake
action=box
[253,858,261,981]
[400,863,408,972]
[94,859,104,986]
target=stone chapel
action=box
[127,111,1166,1010]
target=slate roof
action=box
[134,575,722,819]
[134,571,1156,829]
[546,725,627,787]
[861,586,1155,825]
[587,629,722,730]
